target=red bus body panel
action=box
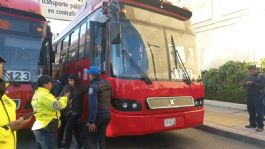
[106,78,204,137]
[0,0,44,16]
[61,58,204,137]
[108,109,204,136]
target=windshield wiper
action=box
[147,42,158,80]
[121,49,152,84]
[170,35,192,85]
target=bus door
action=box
[90,21,106,73]
[39,38,53,77]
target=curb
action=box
[204,100,247,110]
[196,123,265,147]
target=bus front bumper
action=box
[106,108,204,137]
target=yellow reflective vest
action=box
[31,87,68,130]
[0,94,17,149]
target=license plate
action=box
[13,99,21,110]
[164,118,176,127]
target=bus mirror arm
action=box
[51,51,55,63]
[103,1,109,15]
[109,0,122,44]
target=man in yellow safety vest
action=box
[31,75,70,149]
[0,56,32,149]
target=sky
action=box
[48,19,70,38]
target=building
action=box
[171,0,265,70]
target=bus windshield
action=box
[0,32,42,82]
[110,4,201,81]
[0,13,48,82]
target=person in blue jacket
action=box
[81,66,112,149]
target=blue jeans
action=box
[263,96,265,114]
[33,127,58,149]
[247,94,264,128]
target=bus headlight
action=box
[132,103,138,109]
[122,103,128,109]
[194,98,204,107]
[112,99,142,111]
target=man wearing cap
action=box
[0,56,32,149]
[81,66,112,149]
[31,75,70,149]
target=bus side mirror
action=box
[110,22,121,44]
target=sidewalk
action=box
[198,100,265,146]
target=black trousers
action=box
[65,114,82,149]
[57,114,66,146]
[81,113,111,149]
[247,94,264,128]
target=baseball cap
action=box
[85,66,100,75]
[37,75,53,87]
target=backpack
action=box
[257,73,265,95]
[97,79,112,109]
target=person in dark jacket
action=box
[81,66,112,149]
[50,74,68,148]
[245,65,265,132]
[64,74,85,149]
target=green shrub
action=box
[202,61,253,104]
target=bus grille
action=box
[146,96,194,110]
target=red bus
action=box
[0,0,53,128]
[53,0,204,137]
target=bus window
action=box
[85,20,90,56]
[55,42,61,64]
[79,22,87,58]
[68,28,79,61]
[90,21,105,72]
[61,36,69,63]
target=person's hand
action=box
[8,117,32,131]
[87,123,97,132]
[23,116,33,123]
[246,81,253,85]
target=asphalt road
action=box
[17,128,263,149]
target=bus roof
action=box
[0,0,44,16]
[54,0,192,43]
